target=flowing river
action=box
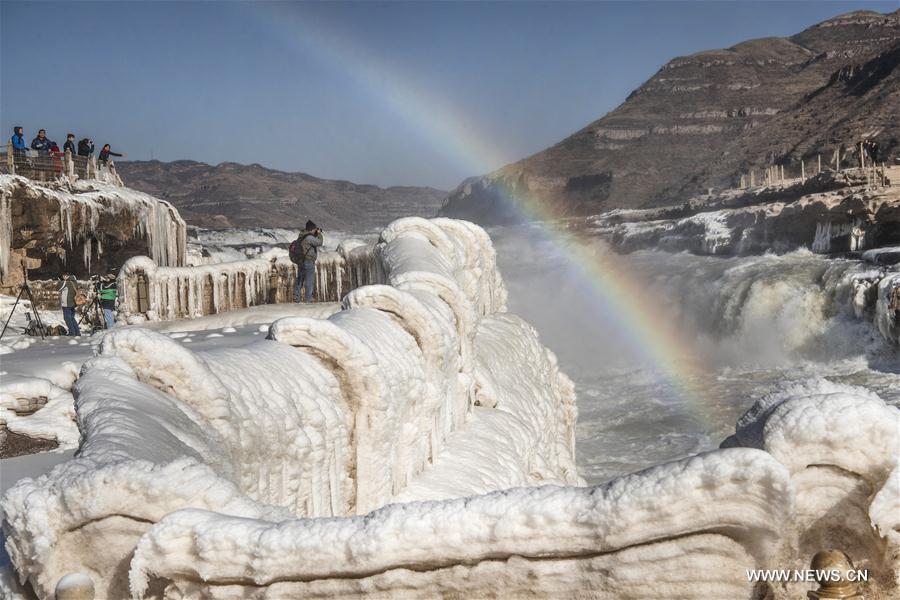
[490,223,900,484]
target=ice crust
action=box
[2,218,897,599]
[0,175,186,280]
[0,377,79,448]
[118,244,385,322]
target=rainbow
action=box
[247,4,712,418]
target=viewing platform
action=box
[1,142,123,187]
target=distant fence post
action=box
[6,141,13,175]
[780,165,784,183]
[801,160,805,180]
[64,149,75,183]
[136,272,150,314]
[859,142,865,169]
[817,154,821,174]
[750,170,755,187]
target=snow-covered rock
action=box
[591,184,900,257]
[722,380,900,597]
[0,175,186,293]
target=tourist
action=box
[869,140,879,164]
[58,272,81,336]
[10,126,26,156]
[290,220,324,303]
[10,126,27,173]
[30,129,51,156]
[77,138,94,157]
[48,141,63,174]
[98,272,118,329]
[63,134,77,156]
[98,144,124,164]
[77,138,94,178]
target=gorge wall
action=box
[441,10,900,223]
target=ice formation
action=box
[2,218,898,599]
[0,175,186,283]
[118,242,385,322]
[875,272,900,344]
[0,377,79,449]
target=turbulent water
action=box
[489,224,899,485]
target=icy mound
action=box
[722,380,900,598]
[126,380,897,600]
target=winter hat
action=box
[305,220,317,231]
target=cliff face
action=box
[587,170,900,256]
[115,160,448,230]
[441,10,900,223]
[0,175,186,293]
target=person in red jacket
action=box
[48,141,63,174]
[98,144,125,164]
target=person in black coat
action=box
[30,129,51,156]
[77,138,94,157]
[98,144,124,164]
[63,134,77,155]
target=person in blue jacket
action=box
[31,129,51,156]
[10,126,26,156]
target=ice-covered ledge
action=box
[0,175,185,293]
[117,240,385,322]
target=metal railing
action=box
[1,141,123,186]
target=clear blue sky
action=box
[1,1,895,189]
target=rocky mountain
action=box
[115,160,447,231]
[441,10,900,223]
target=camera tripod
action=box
[78,284,106,335]
[0,265,46,340]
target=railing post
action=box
[88,155,95,179]
[65,148,75,183]
[6,141,13,175]
[136,272,149,315]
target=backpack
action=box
[289,234,309,264]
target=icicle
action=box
[0,194,11,279]
[83,238,92,272]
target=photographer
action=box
[289,220,324,303]
[97,272,118,329]
[58,271,80,336]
